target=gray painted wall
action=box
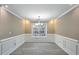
[0,8,25,40]
[56,7,79,40]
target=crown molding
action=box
[56,5,79,20]
[4,7,23,20]
[3,5,79,20]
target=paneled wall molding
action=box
[0,34,25,55]
[0,34,55,55]
[54,34,79,55]
[0,33,79,55]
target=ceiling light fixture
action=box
[38,16,41,23]
[35,16,41,26]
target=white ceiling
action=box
[7,4,74,21]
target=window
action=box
[32,23,47,37]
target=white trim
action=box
[56,5,79,19]
[1,33,79,55]
[4,7,23,19]
[55,34,78,55]
[0,43,1,55]
[3,5,78,21]
[0,34,25,42]
[2,41,24,55]
[54,34,79,42]
[0,34,25,55]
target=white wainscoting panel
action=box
[0,42,1,55]
[25,34,55,42]
[77,44,79,55]
[0,34,79,55]
[0,34,25,55]
[65,39,77,55]
[55,34,78,55]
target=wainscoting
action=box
[0,42,1,55]
[0,34,79,55]
[55,34,79,55]
[25,34,55,42]
[0,34,25,55]
[0,34,54,55]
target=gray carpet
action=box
[10,43,68,55]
